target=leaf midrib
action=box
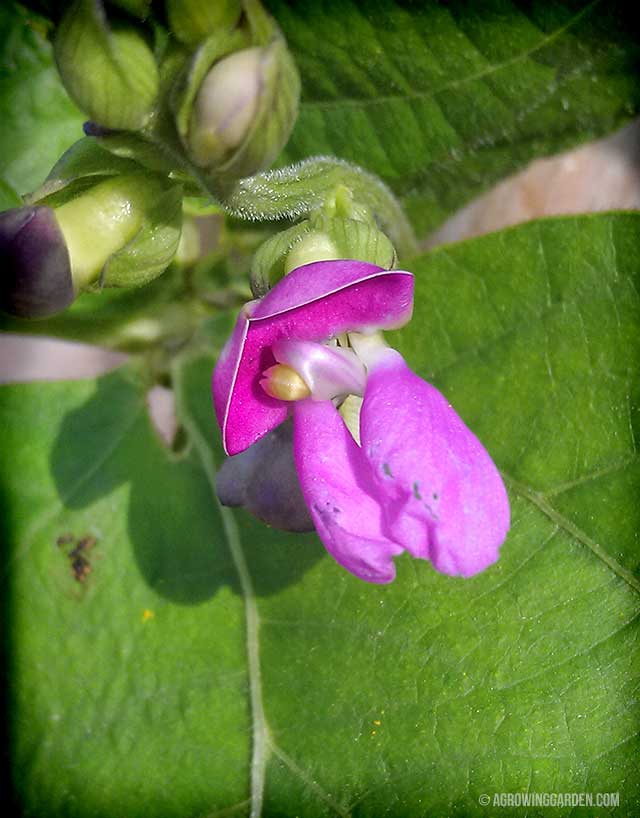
[173,354,350,818]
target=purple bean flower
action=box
[213,259,510,583]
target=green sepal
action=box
[27,138,145,205]
[101,183,184,288]
[312,216,397,270]
[166,0,242,46]
[250,220,312,296]
[93,131,182,176]
[242,0,277,45]
[54,0,159,130]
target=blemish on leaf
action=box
[142,609,155,623]
[69,535,96,558]
[71,554,92,583]
[57,533,99,583]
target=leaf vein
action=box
[503,474,640,593]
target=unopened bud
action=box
[0,206,74,319]
[1,172,182,318]
[283,231,339,275]
[186,37,300,179]
[189,47,263,167]
[55,0,158,130]
[285,216,396,273]
[52,174,183,291]
[167,0,242,45]
[216,419,313,533]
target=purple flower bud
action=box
[216,419,313,533]
[0,206,74,319]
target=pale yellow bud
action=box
[260,364,311,401]
[284,232,339,274]
[189,47,264,168]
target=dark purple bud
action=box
[0,206,74,319]
[216,419,314,533]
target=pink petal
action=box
[360,350,510,577]
[272,339,366,399]
[213,260,414,455]
[293,398,403,583]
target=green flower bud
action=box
[185,37,300,179]
[54,0,159,130]
[1,173,183,318]
[282,217,394,276]
[282,184,397,273]
[283,230,340,275]
[166,0,242,46]
[250,219,311,296]
[51,174,183,291]
[0,206,74,319]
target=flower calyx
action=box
[250,185,397,297]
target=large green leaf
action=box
[2,212,638,815]
[275,0,640,235]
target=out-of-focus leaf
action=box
[0,3,84,195]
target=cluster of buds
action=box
[1,0,300,319]
[53,0,300,183]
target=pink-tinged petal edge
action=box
[213,260,414,455]
[273,339,366,400]
[359,349,510,577]
[293,398,403,584]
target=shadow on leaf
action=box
[50,367,324,603]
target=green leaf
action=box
[274,0,640,235]
[2,212,639,815]
[0,3,84,195]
